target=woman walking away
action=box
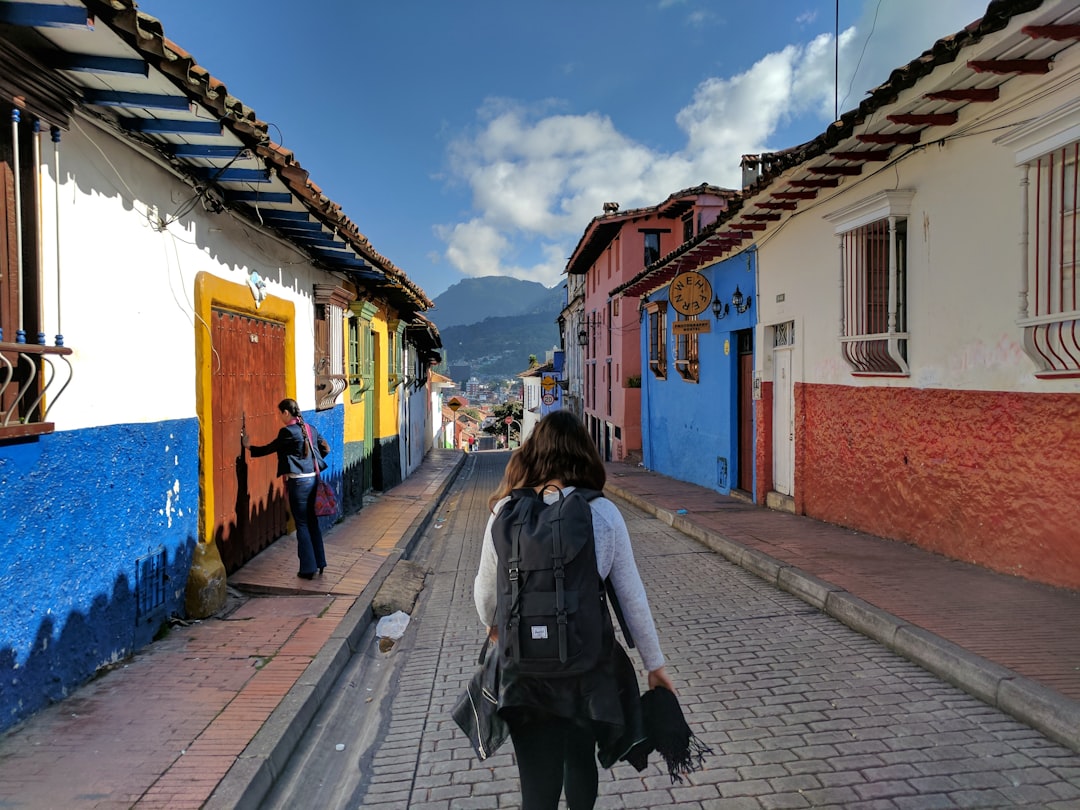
[243,397,330,579]
[474,411,675,810]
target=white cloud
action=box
[437,0,988,288]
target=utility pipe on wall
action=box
[33,119,44,345]
[52,125,62,347]
[11,108,24,343]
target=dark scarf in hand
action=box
[624,686,712,783]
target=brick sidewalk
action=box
[0,449,465,810]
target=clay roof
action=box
[565,183,738,276]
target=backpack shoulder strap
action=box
[574,489,635,649]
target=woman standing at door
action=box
[243,398,330,579]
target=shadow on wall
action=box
[0,537,196,735]
[214,409,345,574]
[212,472,343,573]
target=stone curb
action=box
[604,481,1080,755]
[205,452,467,810]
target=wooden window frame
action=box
[674,313,700,383]
[314,284,355,410]
[645,300,668,380]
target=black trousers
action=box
[510,714,599,810]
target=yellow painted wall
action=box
[193,271,295,546]
[371,308,399,440]
[341,299,401,444]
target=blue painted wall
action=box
[307,406,344,527]
[642,251,756,494]
[0,419,199,733]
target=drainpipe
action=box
[11,108,24,343]
[33,119,44,345]
[52,126,63,347]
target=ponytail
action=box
[278,397,309,457]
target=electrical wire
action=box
[839,0,883,114]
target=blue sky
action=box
[135,0,988,301]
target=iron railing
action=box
[0,341,73,439]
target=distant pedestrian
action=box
[243,397,330,580]
[474,411,674,810]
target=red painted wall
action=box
[798,383,1080,590]
[755,381,773,504]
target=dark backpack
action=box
[492,486,627,678]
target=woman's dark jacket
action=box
[249,423,329,477]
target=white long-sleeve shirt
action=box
[474,488,666,673]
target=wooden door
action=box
[737,330,754,493]
[211,309,288,573]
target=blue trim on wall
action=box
[305,406,344,526]
[0,419,199,733]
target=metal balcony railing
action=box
[0,341,73,439]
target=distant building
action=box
[566,185,736,462]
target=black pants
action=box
[510,714,598,810]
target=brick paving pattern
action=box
[344,452,1080,809]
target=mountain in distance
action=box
[429,276,565,380]
[427,276,563,330]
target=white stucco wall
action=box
[756,41,1080,397]
[35,114,330,431]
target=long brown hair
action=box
[488,448,527,510]
[488,411,604,510]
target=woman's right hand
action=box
[648,665,676,694]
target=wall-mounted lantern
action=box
[711,295,728,320]
[732,286,753,314]
[577,328,589,347]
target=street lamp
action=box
[732,286,753,314]
[447,397,462,449]
[577,328,588,346]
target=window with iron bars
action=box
[996,99,1080,378]
[827,190,913,376]
[1024,142,1079,376]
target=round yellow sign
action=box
[669,271,712,317]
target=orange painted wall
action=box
[797,383,1080,589]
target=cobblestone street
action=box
[341,452,1080,809]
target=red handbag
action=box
[305,425,338,517]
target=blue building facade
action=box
[640,250,757,495]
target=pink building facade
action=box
[566,187,734,461]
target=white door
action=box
[772,345,794,496]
